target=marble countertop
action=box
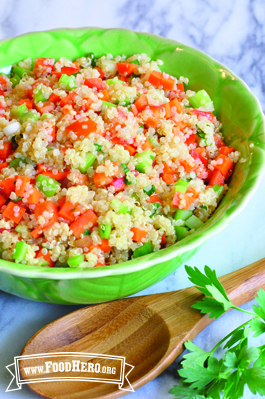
[0,0,264,398]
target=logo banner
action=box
[6,352,134,393]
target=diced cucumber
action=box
[213,184,224,197]
[174,226,189,241]
[174,209,193,221]
[40,113,53,121]
[9,158,26,169]
[174,179,189,193]
[20,111,39,124]
[35,174,61,197]
[12,241,28,263]
[33,86,47,103]
[134,150,155,173]
[185,215,204,230]
[133,241,153,258]
[111,199,131,214]
[78,153,95,173]
[106,78,124,85]
[189,90,212,108]
[10,74,21,87]
[149,137,160,147]
[59,74,76,90]
[68,254,85,268]
[12,65,30,79]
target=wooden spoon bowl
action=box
[20,258,265,398]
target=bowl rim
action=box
[0,26,264,280]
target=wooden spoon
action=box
[20,257,265,399]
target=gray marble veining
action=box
[0,0,264,398]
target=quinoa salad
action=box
[0,53,240,268]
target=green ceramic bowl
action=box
[0,28,264,304]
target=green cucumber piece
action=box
[189,90,212,108]
[174,209,193,221]
[68,254,85,268]
[133,241,153,258]
[185,215,204,230]
[35,174,61,197]
[12,241,28,263]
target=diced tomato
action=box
[191,148,207,167]
[116,62,137,76]
[181,194,195,210]
[84,78,107,91]
[0,162,8,171]
[81,98,94,112]
[185,133,196,146]
[162,174,175,184]
[148,70,175,91]
[49,93,61,103]
[94,172,114,188]
[0,177,17,198]
[214,134,226,148]
[58,201,77,222]
[33,58,54,77]
[219,146,234,156]
[213,154,234,180]
[172,192,180,208]
[177,83,184,92]
[61,66,79,76]
[0,142,13,160]
[95,67,104,79]
[35,101,55,115]
[60,92,77,107]
[37,164,70,181]
[191,109,215,121]
[130,104,138,116]
[19,99,33,109]
[69,209,98,238]
[209,170,225,186]
[0,194,6,208]
[98,89,109,101]
[131,227,147,243]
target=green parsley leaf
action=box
[13,196,22,202]
[150,202,161,218]
[169,385,208,398]
[84,229,91,236]
[143,184,155,196]
[252,288,265,320]
[94,143,104,153]
[249,318,265,337]
[182,340,210,368]
[243,367,265,396]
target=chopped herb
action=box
[14,196,22,201]
[128,106,131,112]
[130,73,138,80]
[84,229,91,236]
[121,163,129,174]
[11,134,22,150]
[94,143,104,153]
[143,184,156,196]
[150,202,161,218]
[131,60,140,65]
[184,105,192,108]
[47,148,53,151]
[71,208,76,213]
[200,205,208,210]
[139,124,144,129]
[196,128,206,139]
[88,53,97,68]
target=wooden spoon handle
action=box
[219,257,265,306]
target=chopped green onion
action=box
[78,153,95,173]
[35,174,61,197]
[131,60,140,65]
[174,209,193,221]
[134,150,155,173]
[174,226,189,241]
[174,179,189,193]
[99,224,111,239]
[94,143,104,153]
[10,74,21,87]
[68,254,85,268]
[185,215,204,230]
[84,229,91,236]
[133,241,153,258]
[143,184,156,196]
[11,103,28,119]
[189,89,212,108]
[12,65,30,79]
[12,241,28,263]
[150,202,161,218]
[102,100,117,108]
[9,158,26,169]
[88,53,97,68]
[59,74,76,90]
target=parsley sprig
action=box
[169,265,265,399]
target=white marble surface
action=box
[0,0,265,398]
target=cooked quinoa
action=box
[0,53,240,268]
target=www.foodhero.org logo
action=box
[6,352,134,392]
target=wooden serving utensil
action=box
[20,257,265,399]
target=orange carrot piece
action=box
[58,196,66,209]
[130,104,138,116]
[65,119,97,138]
[94,172,114,188]
[186,187,200,199]
[163,102,172,118]
[214,154,234,180]
[58,201,77,222]
[148,70,175,90]
[34,201,58,230]
[98,239,112,253]
[116,62,137,76]
[181,194,194,210]
[177,82,184,92]
[142,139,153,151]
[146,117,161,128]
[15,176,30,197]
[146,194,163,206]
[60,92,77,107]
[69,209,98,238]
[179,160,195,173]
[37,249,55,267]
[131,227,147,243]
[37,164,70,181]
[0,177,17,198]
[95,67,104,78]
[2,201,26,224]
[99,89,109,101]
[0,194,6,207]
[149,105,164,118]
[163,163,174,174]
[71,172,89,186]
[162,173,175,185]
[169,98,183,114]
[172,192,180,208]
[27,188,42,205]
[0,142,13,160]
[134,94,148,112]
[61,66,79,75]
